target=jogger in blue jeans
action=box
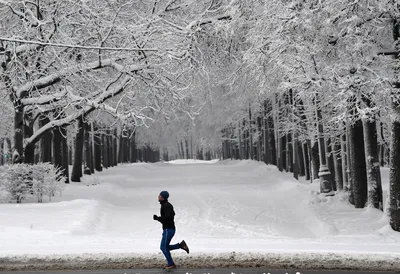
[153,191,189,269]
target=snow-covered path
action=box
[0,159,400,270]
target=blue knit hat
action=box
[160,191,169,200]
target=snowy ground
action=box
[0,159,400,271]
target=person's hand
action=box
[153,214,158,220]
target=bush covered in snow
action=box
[0,163,65,203]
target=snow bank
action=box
[1,252,400,271]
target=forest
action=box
[1,0,400,230]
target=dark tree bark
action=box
[346,123,354,204]
[83,122,92,175]
[332,138,343,191]
[303,141,311,180]
[326,138,336,191]
[130,130,137,163]
[39,115,52,163]
[341,132,349,191]
[360,93,384,210]
[108,132,113,167]
[12,106,24,163]
[349,118,368,208]
[390,119,400,230]
[389,18,400,231]
[263,112,271,164]
[363,118,383,210]
[113,129,118,166]
[278,134,286,172]
[293,136,299,180]
[71,116,85,182]
[185,139,190,160]
[23,111,35,164]
[61,125,69,183]
[249,107,253,160]
[256,117,262,161]
[118,132,124,163]
[238,123,243,160]
[94,127,102,172]
[311,141,320,181]
[286,133,293,173]
[297,140,305,177]
[0,138,3,166]
[180,141,185,159]
[102,134,109,169]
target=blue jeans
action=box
[160,229,180,266]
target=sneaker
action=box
[165,264,177,269]
[179,240,189,254]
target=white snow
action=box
[0,160,400,270]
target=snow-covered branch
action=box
[20,90,67,105]
[0,37,159,52]
[14,59,143,99]
[185,14,232,31]
[24,74,132,148]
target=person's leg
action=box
[169,242,180,250]
[160,229,176,266]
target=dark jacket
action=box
[157,200,176,230]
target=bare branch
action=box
[377,49,399,56]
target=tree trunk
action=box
[102,134,109,168]
[249,107,253,160]
[185,139,190,160]
[341,132,349,190]
[94,129,102,172]
[0,138,3,166]
[118,132,124,163]
[71,116,85,182]
[303,141,311,180]
[346,122,354,204]
[53,127,63,180]
[180,141,185,159]
[23,111,35,164]
[113,129,118,166]
[83,122,92,175]
[39,115,52,163]
[263,115,270,164]
[297,140,305,177]
[326,138,337,191]
[293,135,299,179]
[108,132,114,167]
[349,118,368,208]
[238,122,243,160]
[269,113,277,166]
[316,90,333,195]
[363,118,383,210]
[286,133,293,173]
[130,131,137,163]
[243,120,249,159]
[12,105,24,163]
[311,141,320,181]
[332,138,343,191]
[61,124,69,183]
[280,134,286,172]
[390,119,400,230]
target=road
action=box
[0,269,398,274]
